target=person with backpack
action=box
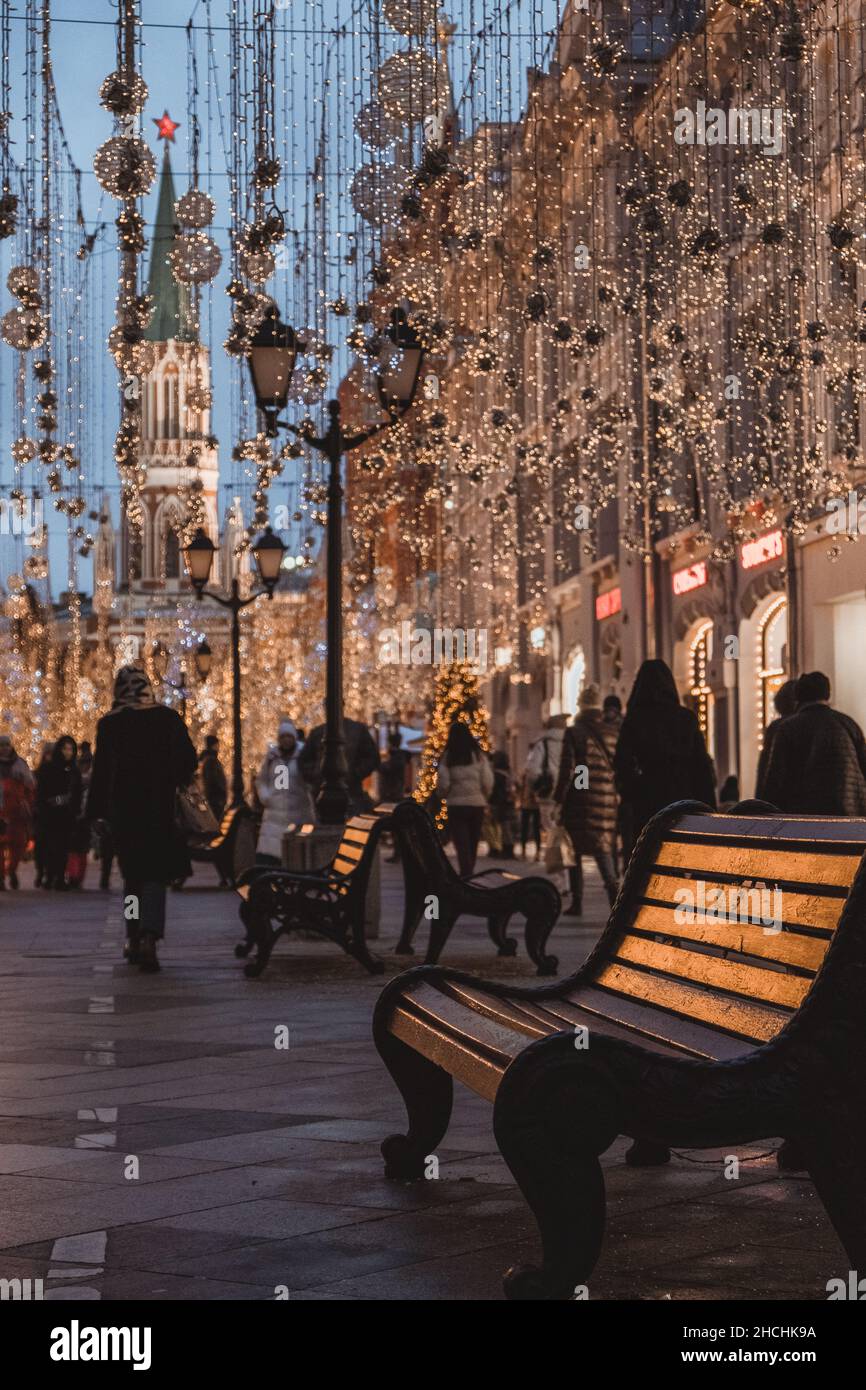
[553,685,620,916]
[524,713,567,845]
[762,671,866,816]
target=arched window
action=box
[758,598,788,736]
[165,527,180,580]
[688,620,715,754]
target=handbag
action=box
[175,782,219,843]
[544,823,575,873]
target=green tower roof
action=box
[145,145,193,343]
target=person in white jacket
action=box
[435,720,494,876]
[255,718,316,864]
[524,713,568,841]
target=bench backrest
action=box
[581,805,866,1050]
[329,804,393,893]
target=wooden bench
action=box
[373,798,866,1299]
[390,798,561,974]
[235,805,392,977]
[187,804,255,887]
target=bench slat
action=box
[630,901,830,970]
[613,935,810,1009]
[438,981,551,1038]
[441,982,711,1059]
[590,962,791,1043]
[335,841,365,863]
[642,872,842,931]
[671,814,866,844]
[390,1005,505,1102]
[655,840,860,888]
[556,986,756,1060]
[341,828,371,847]
[331,855,359,876]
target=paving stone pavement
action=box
[0,848,846,1301]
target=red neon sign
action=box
[595,587,622,621]
[672,561,708,596]
[740,528,784,571]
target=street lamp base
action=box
[316,786,350,826]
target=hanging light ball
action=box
[169,232,222,285]
[382,0,436,36]
[7,265,40,300]
[376,51,438,120]
[667,179,691,208]
[11,436,37,464]
[175,187,216,229]
[94,136,156,199]
[98,70,148,116]
[2,307,47,350]
[186,384,213,412]
[116,207,146,252]
[354,100,405,151]
[238,247,274,285]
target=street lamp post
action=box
[182,526,286,807]
[246,304,423,825]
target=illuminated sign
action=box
[740,528,784,571]
[672,561,708,596]
[595,587,622,621]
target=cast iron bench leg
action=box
[801,1102,866,1270]
[493,1038,620,1299]
[424,906,459,965]
[395,884,427,955]
[379,1029,454,1181]
[523,899,559,976]
[487,912,518,957]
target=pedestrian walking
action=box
[199,734,228,824]
[488,750,517,859]
[32,741,54,887]
[87,666,197,972]
[35,736,82,890]
[614,658,716,862]
[602,693,625,872]
[524,712,568,848]
[379,726,410,802]
[517,772,541,860]
[755,678,797,800]
[255,718,316,865]
[0,735,35,890]
[299,716,380,816]
[602,693,623,731]
[762,671,866,816]
[436,720,494,877]
[553,684,620,915]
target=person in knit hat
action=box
[553,683,620,915]
[255,717,316,863]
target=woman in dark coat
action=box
[88,666,196,972]
[614,658,716,863]
[35,735,82,890]
[554,684,620,915]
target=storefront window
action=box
[688,620,715,755]
[757,597,788,735]
[562,645,586,717]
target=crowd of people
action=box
[2,655,865,969]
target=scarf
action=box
[111,664,157,712]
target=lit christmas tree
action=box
[415,661,491,822]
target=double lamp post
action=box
[183,304,424,824]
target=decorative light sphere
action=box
[175,188,216,229]
[354,100,405,150]
[376,51,438,120]
[98,70,148,115]
[94,136,156,198]
[11,436,37,463]
[382,0,437,35]
[2,306,47,350]
[169,233,222,285]
[239,247,275,284]
[7,265,40,300]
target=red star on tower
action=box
[153,111,180,143]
